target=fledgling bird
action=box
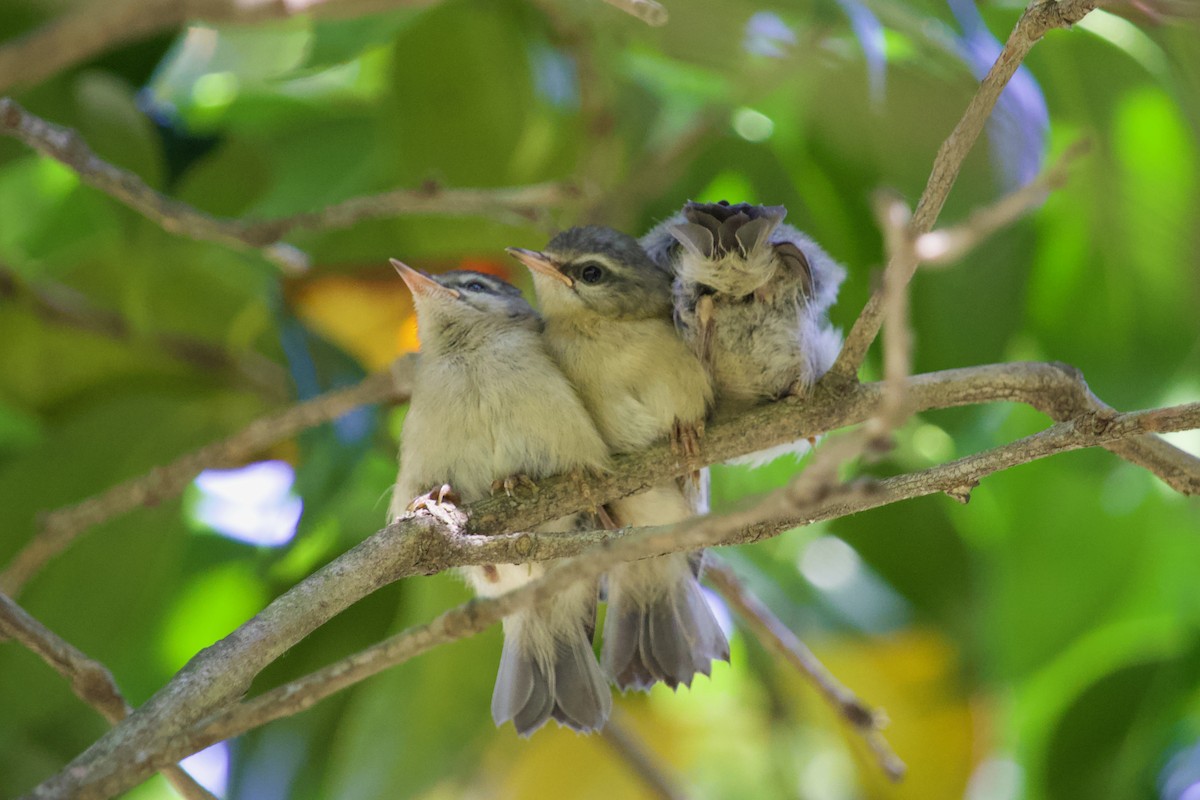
[387,262,612,737]
[641,201,847,465]
[508,227,730,692]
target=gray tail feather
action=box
[602,558,730,691]
[491,611,612,736]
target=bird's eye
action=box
[463,280,487,292]
[579,263,605,284]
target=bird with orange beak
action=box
[387,261,612,736]
[508,227,729,692]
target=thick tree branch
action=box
[0,593,215,800]
[7,357,1195,597]
[703,560,905,782]
[22,378,1199,798]
[0,358,415,596]
[0,98,581,271]
[830,0,1101,379]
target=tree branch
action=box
[0,0,445,95]
[830,0,1101,379]
[21,377,1199,798]
[703,560,906,782]
[0,358,415,596]
[7,356,1196,598]
[0,267,290,400]
[0,98,581,271]
[600,715,690,800]
[0,592,216,800]
[600,0,668,26]
[913,139,1090,267]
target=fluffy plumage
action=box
[389,267,611,736]
[642,201,847,465]
[509,227,730,692]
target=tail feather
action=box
[550,636,613,730]
[491,608,611,736]
[602,555,730,691]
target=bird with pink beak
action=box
[508,227,729,693]
[388,259,613,736]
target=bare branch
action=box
[601,715,691,800]
[22,384,1200,798]
[703,560,905,782]
[0,593,215,800]
[7,357,1195,601]
[830,0,1101,379]
[0,98,581,271]
[40,459,867,799]
[915,139,1092,266]
[600,0,668,26]
[869,190,918,439]
[0,360,414,596]
[0,0,444,95]
[0,267,289,400]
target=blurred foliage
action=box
[1,0,1199,798]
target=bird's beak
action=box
[506,247,573,287]
[390,259,460,301]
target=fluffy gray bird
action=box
[507,226,730,692]
[642,201,846,464]
[387,262,612,736]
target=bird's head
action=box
[391,260,539,350]
[668,201,807,297]
[507,226,673,322]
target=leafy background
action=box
[1,0,1198,798]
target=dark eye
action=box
[579,263,605,284]
[463,280,487,292]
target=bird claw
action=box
[567,465,607,516]
[490,473,538,498]
[596,504,622,530]
[671,418,704,460]
[671,418,705,490]
[403,484,458,515]
[784,380,808,400]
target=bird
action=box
[508,226,730,692]
[641,200,847,465]
[387,261,612,737]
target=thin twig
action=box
[0,360,414,596]
[600,0,668,26]
[0,98,581,271]
[703,559,905,782]
[23,398,1200,799]
[601,715,690,800]
[830,0,1101,379]
[0,592,216,800]
[0,0,444,95]
[914,139,1092,267]
[0,268,289,400]
[869,190,918,441]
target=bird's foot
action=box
[596,504,622,530]
[407,483,459,513]
[405,484,464,528]
[490,473,538,498]
[567,465,608,515]
[783,379,808,400]
[671,418,705,489]
[671,417,705,460]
